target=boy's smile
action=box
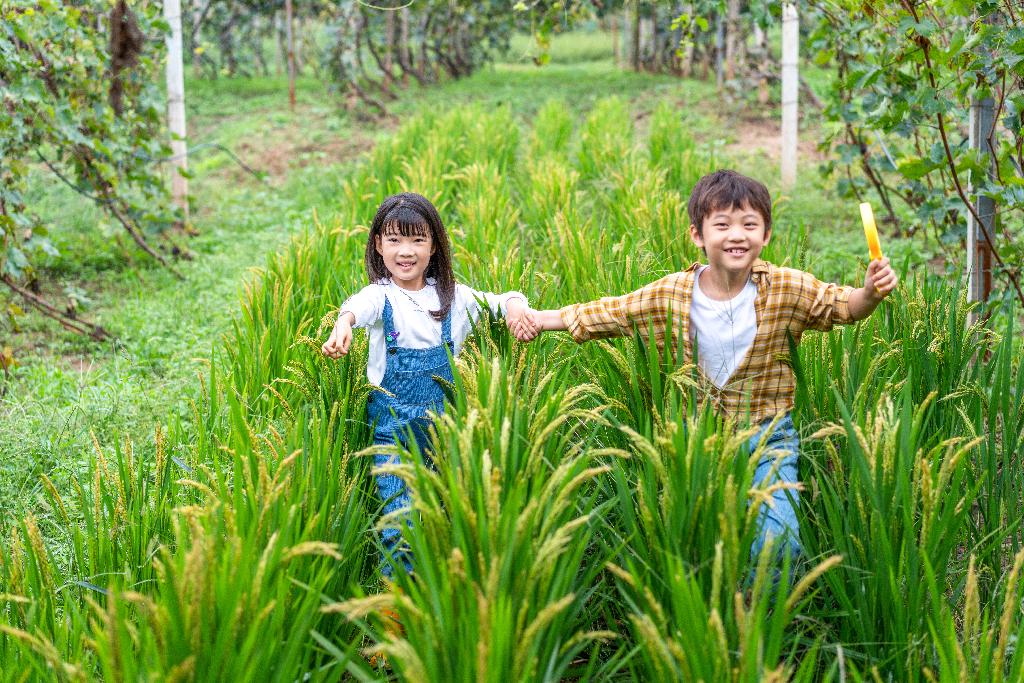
[690,202,770,293]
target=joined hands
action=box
[505,298,541,342]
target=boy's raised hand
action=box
[865,257,898,300]
[322,313,354,358]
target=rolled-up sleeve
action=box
[802,274,855,331]
[559,275,678,343]
[459,285,527,321]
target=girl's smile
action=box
[376,230,435,290]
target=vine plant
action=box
[1,0,181,339]
[809,0,1024,307]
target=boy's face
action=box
[689,202,770,276]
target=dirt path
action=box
[723,113,827,163]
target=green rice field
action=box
[2,93,1022,681]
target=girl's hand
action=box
[322,313,354,358]
[510,310,540,342]
[505,298,539,342]
[865,257,897,301]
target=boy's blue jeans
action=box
[747,413,802,563]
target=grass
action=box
[0,100,357,526]
[3,30,1012,681]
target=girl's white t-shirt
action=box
[689,266,758,388]
[340,278,526,385]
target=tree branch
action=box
[847,124,901,233]
[362,9,401,91]
[1,275,112,341]
[902,0,1024,307]
[1002,0,1018,24]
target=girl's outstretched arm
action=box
[459,284,535,340]
[322,284,384,358]
[322,311,356,358]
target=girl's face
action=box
[375,226,435,291]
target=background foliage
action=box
[810,0,1024,304]
[1,0,178,337]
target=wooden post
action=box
[725,0,740,80]
[714,12,725,88]
[780,2,799,189]
[285,0,296,110]
[611,13,619,68]
[967,95,996,315]
[632,1,641,71]
[164,0,189,222]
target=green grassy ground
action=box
[0,30,914,526]
[0,77,359,525]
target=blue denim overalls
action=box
[367,294,454,578]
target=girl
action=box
[321,192,529,578]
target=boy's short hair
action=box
[688,170,772,236]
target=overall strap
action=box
[440,306,453,345]
[381,295,399,351]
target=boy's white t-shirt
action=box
[340,277,526,385]
[689,266,758,388]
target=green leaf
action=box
[897,157,937,180]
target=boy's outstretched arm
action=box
[535,309,567,332]
[507,308,565,342]
[848,257,898,321]
[507,274,680,343]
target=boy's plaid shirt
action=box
[559,259,856,424]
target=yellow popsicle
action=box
[859,202,883,261]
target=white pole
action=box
[164,0,189,223]
[780,2,799,189]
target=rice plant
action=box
[2,96,1022,681]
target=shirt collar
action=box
[379,276,437,287]
[683,259,771,283]
[751,259,770,285]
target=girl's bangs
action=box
[381,205,431,237]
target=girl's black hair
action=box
[365,192,455,322]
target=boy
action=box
[512,169,898,561]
